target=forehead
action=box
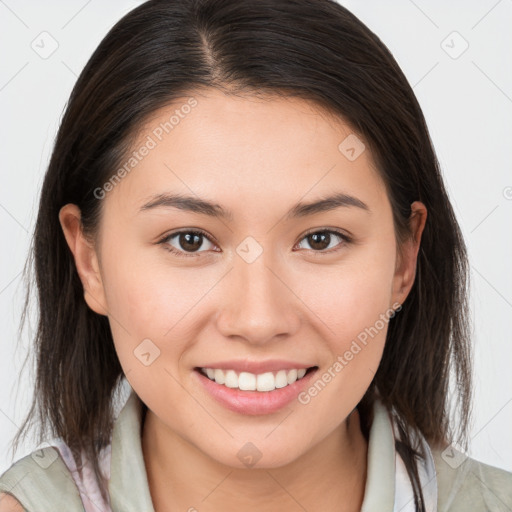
[105,88,387,217]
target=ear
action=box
[391,201,427,306]
[58,204,108,316]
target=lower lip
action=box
[193,368,318,415]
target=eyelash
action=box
[158,228,352,259]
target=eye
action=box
[158,227,351,258]
[295,229,351,254]
[158,229,218,258]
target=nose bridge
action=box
[215,242,299,343]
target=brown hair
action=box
[11,0,472,508]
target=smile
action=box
[194,366,319,415]
[198,367,314,392]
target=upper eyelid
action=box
[161,229,217,247]
[300,227,350,239]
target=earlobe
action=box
[391,201,427,305]
[58,204,109,316]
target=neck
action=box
[141,407,368,512]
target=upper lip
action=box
[195,359,317,374]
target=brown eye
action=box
[296,229,350,253]
[160,230,217,257]
[177,232,203,252]
[306,232,332,251]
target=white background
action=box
[1,0,511,476]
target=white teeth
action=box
[257,372,275,392]
[214,368,225,384]
[275,370,288,389]
[239,372,256,391]
[287,369,298,384]
[200,367,311,391]
[224,370,238,388]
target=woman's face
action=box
[64,88,423,468]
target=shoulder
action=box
[430,445,512,511]
[0,493,24,512]
[0,447,84,511]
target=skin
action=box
[0,494,24,512]
[58,88,426,512]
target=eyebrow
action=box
[139,192,370,220]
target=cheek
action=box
[101,242,206,332]
[99,243,219,374]
[298,246,396,338]
[295,242,397,393]
[100,252,197,402]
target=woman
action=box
[1,0,511,510]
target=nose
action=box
[215,251,301,345]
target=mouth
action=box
[193,366,319,415]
